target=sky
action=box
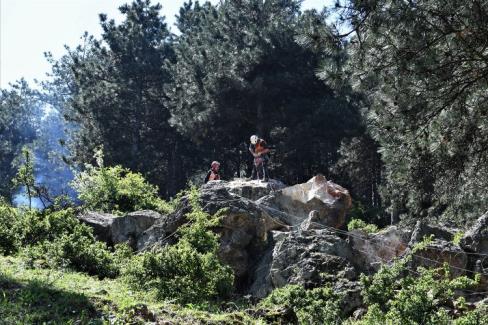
[0,0,330,89]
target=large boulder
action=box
[257,175,351,228]
[77,211,115,244]
[138,180,286,279]
[411,239,468,277]
[225,178,286,201]
[349,226,412,272]
[460,212,488,290]
[461,212,488,255]
[78,210,161,248]
[408,219,457,245]
[136,177,353,295]
[249,227,356,298]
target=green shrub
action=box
[23,227,119,278]
[452,232,464,246]
[347,218,379,234]
[260,284,342,324]
[0,205,122,278]
[124,187,234,304]
[454,305,488,325]
[0,203,20,254]
[357,255,480,325]
[17,208,90,246]
[71,149,171,214]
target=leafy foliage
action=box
[71,149,171,214]
[260,284,342,324]
[0,203,20,255]
[47,0,195,197]
[124,187,234,304]
[319,0,488,223]
[358,256,480,324]
[0,202,121,278]
[347,218,379,234]
[0,81,40,200]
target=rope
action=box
[311,222,488,277]
[250,204,488,278]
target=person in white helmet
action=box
[249,135,270,181]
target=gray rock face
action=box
[78,210,161,248]
[349,226,412,272]
[223,178,286,201]
[138,177,354,292]
[405,220,468,276]
[409,220,457,246]
[138,180,286,278]
[411,239,468,277]
[461,212,488,255]
[249,228,356,298]
[136,203,191,250]
[77,211,115,244]
[460,212,488,290]
[333,279,363,316]
[257,175,351,228]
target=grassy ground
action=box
[0,255,263,324]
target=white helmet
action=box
[250,135,258,144]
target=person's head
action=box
[211,161,220,171]
[250,135,258,145]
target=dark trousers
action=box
[251,157,269,180]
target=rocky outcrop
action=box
[409,219,457,245]
[411,239,468,277]
[461,212,488,255]
[77,211,115,244]
[78,210,161,248]
[349,226,412,272]
[257,175,351,228]
[249,227,357,298]
[78,176,488,313]
[138,180,287,278]
[225,178,286,201]
[460,212,488,290]
[137,177,352,283]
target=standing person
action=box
[204,161,221,183]
[249,135,270,181]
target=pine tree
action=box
[49,0,189,196]
[322,0,488,223]
[167,0,362,182]
[0,81,40,200]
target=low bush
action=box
[71,150,171,214]
[0,203,20,254]
[452,231,464,246]
[260,284,342,324]
[347,218,379,234]
[124,187,234,304]
[357,254,481,325]
[22,230,120,278]
[0,203,123,278]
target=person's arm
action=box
[249,144,258,157]
[258,141,270,155]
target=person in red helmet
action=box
[204,161,221,183]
